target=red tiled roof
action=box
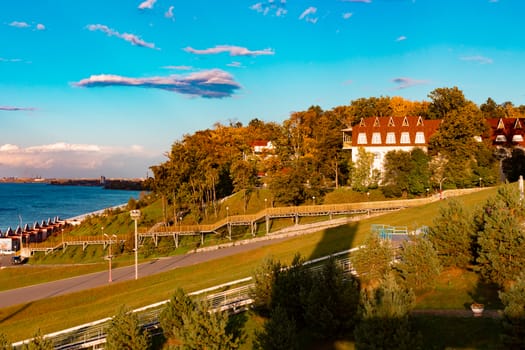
[350,116,441,147]
[486,118,525,146]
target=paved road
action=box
[0,235,293,309]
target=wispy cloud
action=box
[73,69,241,99]
[460,55,493,64]
[36,23,45,30]
[165,6,175,19]
[161,65,193,70]
[8,21,30,28]
[0,106,35,111]
[0,57,23,63]
[184,45,274,57]
[299,7,318,24]
[227,61,243,68]
[396,35,407,42]
[250,1,287,17]
[138,0,156,10]
[86,24,157,49]
[391,77,428,89]
[0,142,153,176]
[341,0,372,3]
[342,12,353,20]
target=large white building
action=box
[342,116,442,171]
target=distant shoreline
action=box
[0,178,147,191]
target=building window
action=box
[400,132,410,144]
[495,135,507,143]
[415,132,425,144]
[512,134,524,142]
[386,132,396,144]
[357,133,367,144]
[371,132,381,144]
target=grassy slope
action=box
[0,187,500,343]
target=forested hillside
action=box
[149,86,525,224]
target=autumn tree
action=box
[475,185,525,286]
[428,199,475,268]
[105,306,150,350]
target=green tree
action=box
[351,235,394,287]
[394,235,441,291]
[475,185,525,286]
[0,333,9,350]
[253,306,299,350]
[159,289,244,349]
[352,147,376,192]
[251,257,282,313]
[105,306,150,350]
[427,86,470,120]
[354,274,421,350]
[480,97,506,119]
[22,329,53,350]
[428,199,475,268]
[304,257,360,340]
[499,271,525,349]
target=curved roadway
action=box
[0,235,293,309]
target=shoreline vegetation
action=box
[0,177,146,191]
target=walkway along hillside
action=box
[26,188,482,256]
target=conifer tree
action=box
[0,333,10,350]
[105,306,150,350]
[499,271,525,349]
[22,329,53,350]
[428,199,474,268]
[253,305,299,350]
[395,234,441,291]
[354,274,421,350]
[476,185,525,286]
[351,235,393,287]
[250,257,282,314]
[304,257,360,340]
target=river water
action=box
[0,183,141,232]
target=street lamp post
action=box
[312,196,316,205]
[130,210,141,280]
[479,177,482,188]
[18,214,23,255]
[439,177,447,200]
[104,233,117,282]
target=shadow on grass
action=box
[307,221,359,261]
[413,315,502,350]
[467,278,503,310]
[0,301,33,324]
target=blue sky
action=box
[1,0,524,179]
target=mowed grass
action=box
[0,187,501,342]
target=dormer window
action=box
[402,117,409,127]
[497,119,505,130]
[357,133,367,144]
[371,132,381,144]
[373,117,380,127]
[512,134,524,142]
[495,135,507,143]
[388,117,395,127]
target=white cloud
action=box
[250,1,287,17]
[36,23,45,30]
[460,55,493,64]
[341,0,372,3]
[73,69,241,99]
[184,45,275,57]
[299,7,317,21]
[165,6,175,19]
[86,24,157,49]
[227,61,243,68]
[8,21,30,28]
[342,12,353,20]
[396,35,407,41]
[138,0,156,10]
[161,65,193,70]
[391,77,429,89]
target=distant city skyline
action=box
[1,0,524,178]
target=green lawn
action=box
[0,186,503,344]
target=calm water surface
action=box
[0,183,140,232]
